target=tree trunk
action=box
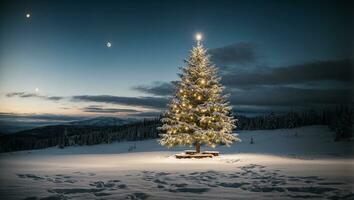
[195,143,201,154]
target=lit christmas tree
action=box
[159,33,240,154]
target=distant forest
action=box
[0,106,352,152]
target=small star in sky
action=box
[26,13,31,18]
[106,42,112,48]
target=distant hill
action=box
[0,107,351,152]
[0,118,160,153]
[0,121,61,134]
[67,116,137,126]
[0,116,138,134]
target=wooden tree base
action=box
[184,150,219,156]
[175,150,220,159]
[175,153,213,159]
[202,151,219,156]
[185,150,197,155]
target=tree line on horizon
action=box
[0,106,352,152]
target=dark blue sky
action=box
[0,0,352,121]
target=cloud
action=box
[222,59,353,87]
[6,92,169,109]
[7,58,352,115]
[72,95,168,109]
[133,81,173,96]
[209,42,257,65]
[230,87,353,106]
[82,105,139,114]
[131,58,353,108]
[6,92,64,101]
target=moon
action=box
[35,88,39,92]
[26,13,31,18]
[106,42,112,48]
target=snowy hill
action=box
[0,125,353,200]
[0,118,159,152]
[66,116,137,126]
[6,125,352,158]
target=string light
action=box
[158,36,240,150]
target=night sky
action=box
[0,0,352,129]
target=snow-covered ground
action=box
[0,125,353,199]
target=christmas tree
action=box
[159,34,240,154]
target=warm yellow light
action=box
[185,127,189,130]
[197,96,202,100]
[200,79,205,84]
[196,33,202,41]
[188,105,192,109]
[180,89,183,93]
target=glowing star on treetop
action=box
[195,33,202,41]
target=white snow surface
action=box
[0,125,353,199]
